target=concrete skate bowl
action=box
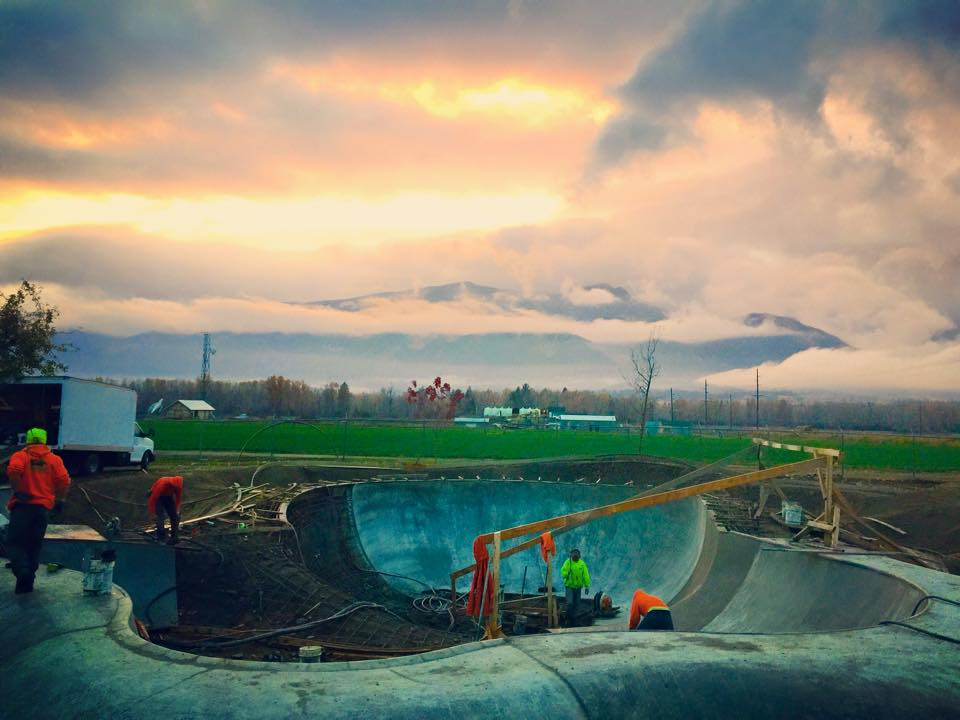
[289,479,927,635]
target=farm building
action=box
[557,414,617,431]
[164,399,215,420]
[483,407,541,419]
[453,417,489,428]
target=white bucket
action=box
[299,645,324,663]
[82,551,116,595]
[782,501,804,527]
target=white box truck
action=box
[0,377,155,475]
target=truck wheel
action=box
[83,453,101,476]
[140,451,154,470]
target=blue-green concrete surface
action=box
[2,480,959,719]
[350,480,706,610]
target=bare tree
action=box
[628,333,660,457]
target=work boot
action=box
[14,577,34,594]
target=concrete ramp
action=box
[345,479,926,632]
[3,476,959,719]
[350,480,706,612]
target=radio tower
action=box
[200,333,216,399]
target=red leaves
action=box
[406,375,464,419]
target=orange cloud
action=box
[0,190,564,247]
[1,100,173,149]
[268,58,616,127]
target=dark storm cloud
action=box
[0,1,225,105]
[596,0,960,163]
[0,1,514,107]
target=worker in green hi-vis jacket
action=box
[560,548,591,627]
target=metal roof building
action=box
[164,399,215,420]
[556,414,617,430]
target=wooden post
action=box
[754,483,771,519]
[485,531,503,639]
[546,552,557,629]
[823,455,834,520]
[829,505,841,549]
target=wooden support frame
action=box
[454,452,831,635]
[754,438,842,548]
[473,457,823,547]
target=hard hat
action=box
[25,427,47,444]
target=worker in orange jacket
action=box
[628,588,674,631]
[5,428,71,594]
[147,476,183,545]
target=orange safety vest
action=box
[629,589,669,629]
[148,475,184,514]
[6,445,71,510]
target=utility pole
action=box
[704,380,708,428]
[670,388,674,423]
[200,332,215,400]
[755,368,760,430]
[729,394,733,430]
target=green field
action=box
[140,419,960,473]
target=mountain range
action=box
[55,282,847,390]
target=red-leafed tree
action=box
[406,376,465,419]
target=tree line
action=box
[6,282,955,434]
[118,376,960,434]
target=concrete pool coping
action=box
[2,537,959,719]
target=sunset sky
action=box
[1,1,958,393]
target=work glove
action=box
[52,499,65,514]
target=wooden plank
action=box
[451,524,584,583]
[752,437,841,457]
[474,457,824,545]
[829,505,841,548]
[546,552,557,629]
[769,480,789,502]
[485,531,504,639]
[824,455,834,519]
[754,483,771,519]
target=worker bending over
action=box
[629,588,674,631]
[560,548,591,627]
[147,475,184,545]
[5,428,71,594]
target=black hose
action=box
[184,601,395,649]
[878,620,960,645]
[911,594,960,617]
[144,585,179,627]
[178,538,225,567]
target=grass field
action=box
[140,419,960,473]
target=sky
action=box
[1,0,958,393]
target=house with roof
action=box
[556,414,617,431]
[164,399,215,420]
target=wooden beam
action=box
[546,552,557,629]
[474,457,825,546]
[829,505,841,549]
[752,437,841,458]
[484,531,504,639]
[754,483,771,519]
[450,520,589,585]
